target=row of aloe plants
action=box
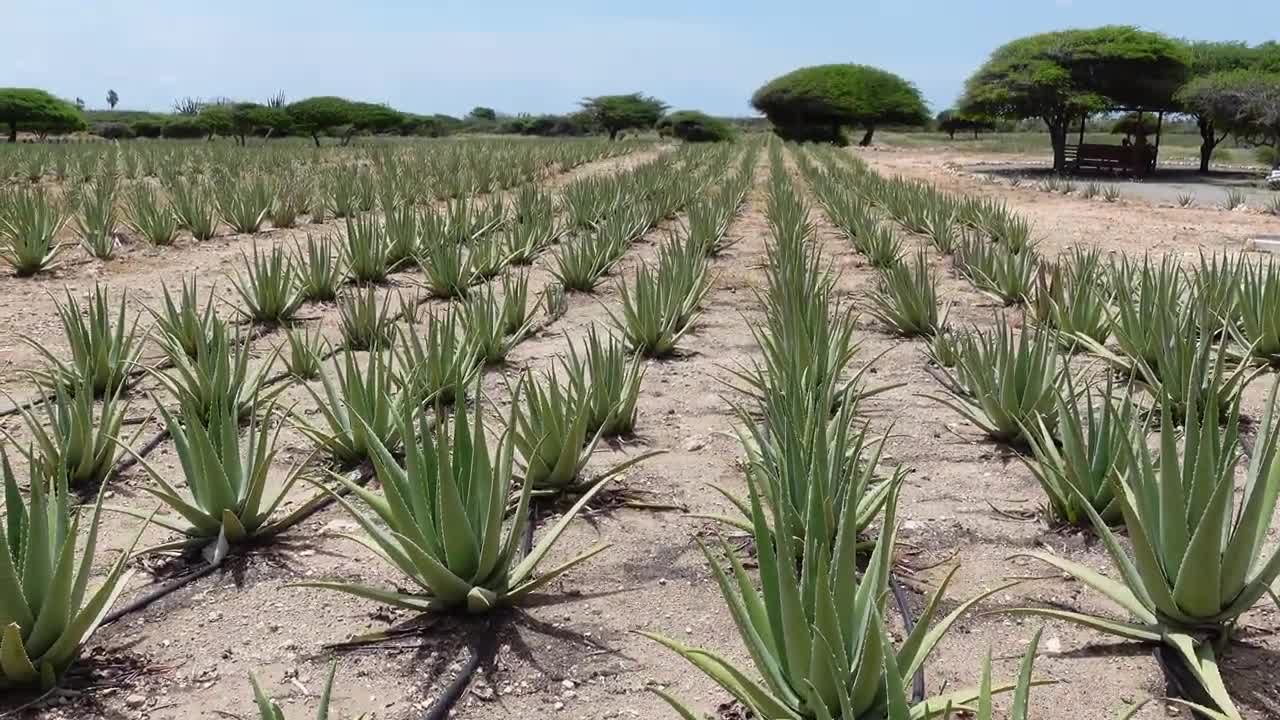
[0,137,644,276]
[0,140,715,696]
[795,142,1280,718]
[643,140,1046,720]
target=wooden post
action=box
[1152,111,1164,174]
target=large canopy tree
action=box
[0,88,86,143]
[580,93,667,140]
[286,96,359,147]
[752,64,928,146]
[1180,69,1280,169]
[960,26,1190,171]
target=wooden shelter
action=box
[1064,108,1166,178]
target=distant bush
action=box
[581,93,668,140]
[399,113,462,137]
[162,116,209,139]
[751,64,928,146]
[131,118,164,138]
[92,122,135,140]
[936,109,997,139]
[657,110,734,142]
[500,112,596,137]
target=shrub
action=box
[92,122,135,140]
[657,110,734,142]
[130,118,164,138]
[162,116,209,139]
[751,64,928,145]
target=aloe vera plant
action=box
[120,397,311,563]
[1009,382,1280,720]
[394,308,480,408]
[166,174,218,241]
[955,235,1037,305]
[1020,376,1134,526]
[419,234,477,298]
[609,238,710,357]
[153,318,281,421]
[337,284,397,351]
[0,187,67,276]
[294,233,345,303]
[930,322,1063,444]
[512,370,655,492]
[72,176,120,259]
[342,215,392,284]
[1101,255,1185,373]
[214,172,272,234]
[298,390,611,614]
[147,276,218,359]
[282,326,325,381]
[462,283,534,365]
[867,249,946,337]
[729,373,902,552]
[1029,248,1111,350]
[5,373,131,490]
[296,349,405,465]
[551,235,613,293]
[246,661,355,720]
[231,243,304,324]
[0,453,139,690]
[125,182,179,246]
[644,486,1022,720]
[561,326,645,437]
[1236,256,1280,364]
[25,285,144,397]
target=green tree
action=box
[936,108,996,139]
[580,93,667,140]
[348,102,403,143]
[1179,42,1263,172]
[0,88,86,143]
[204,102,292,145]
[1180,69,1280,169]
[285,96,358,147]
[106,89,118,109]
[656,110,734,142]
[960,26,1190,171]
[468,106,497,121]
[751,64,928,146]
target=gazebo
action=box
[1064,107,1168,178]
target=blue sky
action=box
[6,0,1278,117]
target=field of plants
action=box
[0,133,1278,720]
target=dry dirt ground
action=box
[1,144,1278,720]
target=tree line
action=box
[0,88,741,145]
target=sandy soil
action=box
[859,146,1280,257]
[2,143,1277,720]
